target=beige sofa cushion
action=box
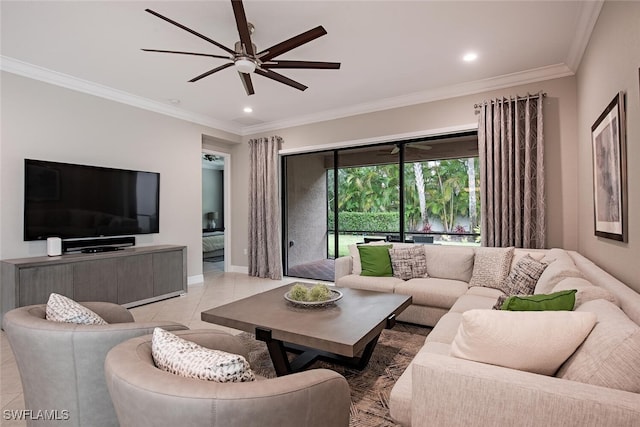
[465,286,505,299]
[450,294,501,313]
[335,274,402,293]
[423,245,475,282]
[557,299,640,393]
[552,277,617,308]
[450,309,597,376]
[510,249,545,270]
[425,312,463,345]
[469,247,514,288]
[534,248,582,294]
[394,278,468,309]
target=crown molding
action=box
[0,56,243,135]
[565,0,604,72]
[2,55,575,138]
[241,63,574,135]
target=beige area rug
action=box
[239,323,431,427]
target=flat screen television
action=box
[24,159,160,241]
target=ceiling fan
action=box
[142,0,341,96]
[390,144,433,155]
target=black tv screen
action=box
[24,159,160,240]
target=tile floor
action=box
[0,264,295,426]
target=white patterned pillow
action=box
[46,293,108,325]
[498,254,549,295]
[152,328,255,383]
[469,247,515,288]
[388,246,429,280]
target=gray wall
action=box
[0,72,237,281]
[285,153,328,267]
[576,1,640,292]
[230,76,579,269]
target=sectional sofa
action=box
[335,244,640,426]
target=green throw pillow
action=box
[358,245,393,277]
[501,289,577,311]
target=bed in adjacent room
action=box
[202,231,224,261]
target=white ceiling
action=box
[0,1,602,136]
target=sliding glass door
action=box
[282,152,333,281]
[403,136,481,244]
[282,131,480,281]
[333,144,400,255]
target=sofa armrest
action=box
[334,256,353,282]
[411,352,640,427]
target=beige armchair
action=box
[2,302,188,427]
[104,329,351,427]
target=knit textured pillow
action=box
[469,247,515,288]
[151,328,255,383]
[388,246,429,280]
[499,254,549,295]
[46,293,108,325]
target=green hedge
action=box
[328,212,399,232]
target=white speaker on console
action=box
[47,237,62,256]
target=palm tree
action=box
[423,159,469,232]
[413,163,427,227]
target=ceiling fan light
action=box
[235,58,256,74]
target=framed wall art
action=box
[591,91,627,242]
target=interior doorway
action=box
[202,151,229,273]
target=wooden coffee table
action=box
[201,284,412,376]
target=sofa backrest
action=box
[556,299,640,393]
[569,251,640,326]
[423,245,475,282]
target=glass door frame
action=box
[281,130,479,277]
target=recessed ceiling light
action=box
[463,52,478,62]
[243,107,253,113]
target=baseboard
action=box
[188,274,204,285]
[229,265,249,274]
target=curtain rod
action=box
[473,92,547,110]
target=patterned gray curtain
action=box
[248,136,282,279]
[477,93,545,248]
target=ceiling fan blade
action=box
[257,26,327,62]
[189,62,234,82]
[261,60,340,69]
[142,49,230,59]
[255,68,307,91]
[145,9,235,56]
[231,0,255,56]
[238,71,255,96]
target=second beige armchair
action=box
[104,329,351,427]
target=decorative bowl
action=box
[284,288,343,308]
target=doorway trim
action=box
[202,148,231,272]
